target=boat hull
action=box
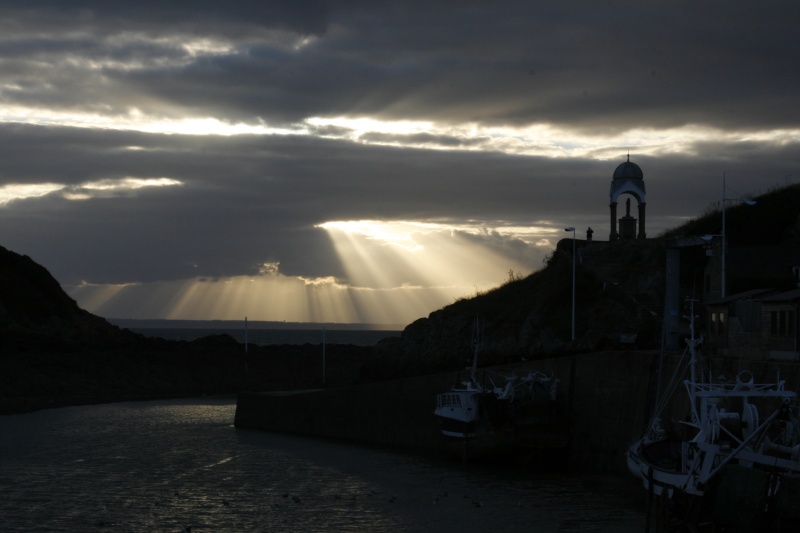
[436,412,569,460]
[435,416,479,440]
[627,444,689,497]
[434,366,565,459]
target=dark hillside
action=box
[364,185,800,381]
[662,184,800,246]
[0,245,127,349]
[662,183,800,293]
[363,238,665,381]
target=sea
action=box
[108,319,403,346]
[0,397,647,532]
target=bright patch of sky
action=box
[0,177,182,205]
[0,182,63,205]
[318,219,560,249]
[317,219,540,292]
[67,218,549,322]
[0,105,298,136]
[68,263,467,325]
[3,102,798,158]
[317,220,442,252]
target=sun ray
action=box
[67,220,553,324]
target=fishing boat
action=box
[627,300,800,527]
[433,320,561,457]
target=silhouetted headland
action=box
[0,245,374,414]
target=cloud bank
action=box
[0,2,797,323]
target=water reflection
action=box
[0,397,644,532]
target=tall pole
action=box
[565,227,576,341]
[721,173,727,299]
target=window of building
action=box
[710,312,726,336]
[770,309,796,337]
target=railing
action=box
[436,394,463,408]
[690,381,793,397]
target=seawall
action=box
[235,350,800,471]
[235,350,659,471]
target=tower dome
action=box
[613,156,643,180]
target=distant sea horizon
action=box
[107,318,405,346]
[108,318,407,331]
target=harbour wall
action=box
[235,350,659,471]
[235,350,800,471]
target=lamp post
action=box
[565,227,576,341]
[721,174,756,299]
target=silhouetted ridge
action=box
[662,183,800,246]
[0,245,127,348]
[1,245,83,323]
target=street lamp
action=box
[721,173,756,299]
[565,227,576,341]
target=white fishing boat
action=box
[433,320,561,456]
[627,300,800,505]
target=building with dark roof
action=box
[705,288,800,361]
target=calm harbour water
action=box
[0,397,646,532]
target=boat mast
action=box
[688,300,697,386]
[687,299,700,425]
[470,317,482,384]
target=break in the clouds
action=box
[0,2,798,325]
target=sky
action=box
[0,1,798,327]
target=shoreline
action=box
[0,392,240,417]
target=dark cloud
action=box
[0,1,333,36]
[0,2,797,128]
